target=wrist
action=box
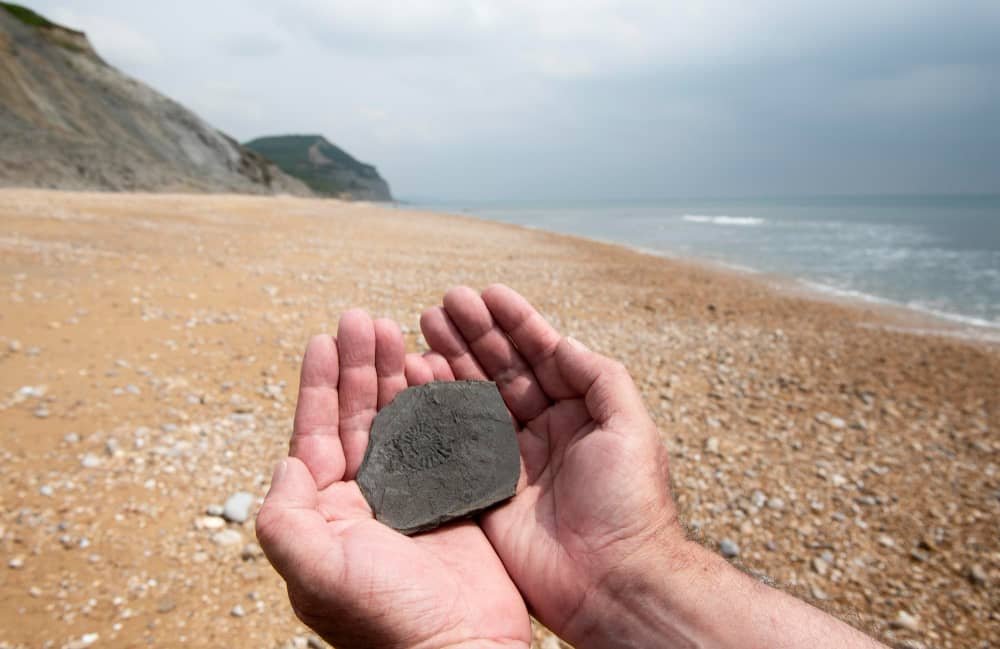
[560,531,711,649]
[562,534,886,649]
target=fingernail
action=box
[566,336,589,352]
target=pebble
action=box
[80,454,101,468]
[39,484,54,497]
[65,633,99,649]
[230,604,246,618]
[206,504,225,517]
[241,542,264,561]
[8,556,25,569]
[213,529,244,547]
[195,516,225,531]
[750,490,766,508]
[64,432,80,444]
[877,534,896,548]
[891,610,920,632]
[704,437,720,455]
[968,564,988,586]
[223,491,256,523]
[34,407,50,418]
[719,538,740,558]
[766,497,785,511]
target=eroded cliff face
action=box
[0,6,312,195]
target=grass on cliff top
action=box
[1,2,57,28]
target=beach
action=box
[1,189,996,648]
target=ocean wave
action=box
[798,280,1000,332]
[682,214,765,226]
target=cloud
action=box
[223,33,284,58]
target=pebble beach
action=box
[0,190,996,648]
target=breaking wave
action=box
[682,214,765,226]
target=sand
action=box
[0,189,996,649]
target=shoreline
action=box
[407,202,1000,347]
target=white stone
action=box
[223,491,256,523]
[213,529,244,547]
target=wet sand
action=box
[1,190,996,648]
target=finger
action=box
[291,334,346,488]
[442,286,550,422]
[374,318,407,409]
[423,351,455,381]
[481,284,574,399]
[256,458,339,582]
[553,337,648,426]
[337,309,378,479]
[419,306,488,380]
[404,353,434,385]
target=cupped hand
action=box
[256,310,531,649]
[418,285,687,645]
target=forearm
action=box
[565,539,886,649]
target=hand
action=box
[256,310,531,649]
[418,285,689,646]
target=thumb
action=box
[554,337,649,425]
[256,457,326,578]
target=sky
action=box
[26,0,1000,201]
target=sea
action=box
[415,195,1000,337]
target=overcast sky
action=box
[28,1,1000,201]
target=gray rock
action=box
[223,492,255,523]
[719,538,740,558]
[356,381,520,535]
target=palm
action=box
[256,311,529,649]
[419,285,676,640]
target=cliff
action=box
[0,3,311,195]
